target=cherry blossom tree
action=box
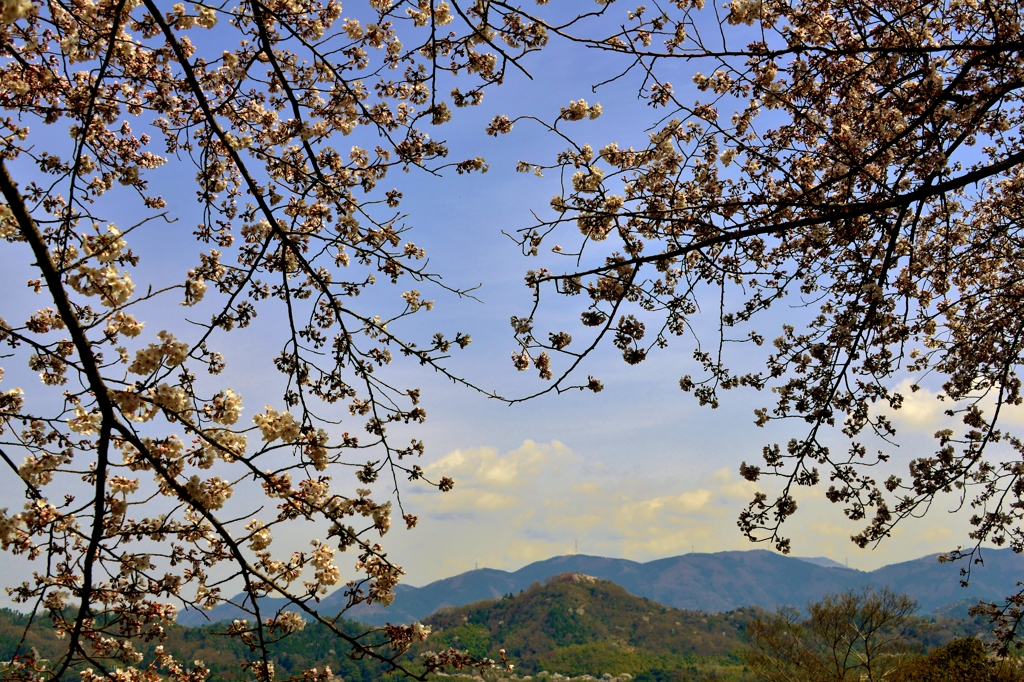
[497,0,1024,651]
[0,0,565,679]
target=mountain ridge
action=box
[177,548,1024,626]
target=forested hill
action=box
[422,572,757,677]
[179,548,1024,626]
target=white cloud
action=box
[424,439,576,487]
[885,378,1024,432]
[889,379,947,429]
[413,440,576,513]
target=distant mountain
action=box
[177,548,1024,626]
[795,556,848,568]
[871,552,1024,613]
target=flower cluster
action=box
[182,268,208,306]
[82,224,126,263]
[67,406,101,435]
[411,621,431,640]
[245,519,273,551]
[128,331,189,375]
[270,611,306,634]
[358,551,403,606]
[67,264,135,307]
[253,406,301,443]
[402,289,434,312]
[407,0,453,27]
[302,428,330,470]
[108,476,140,495]
[0,386,24,416]
[195,429,247,467]
[576,211,615,241]
[0,0,30,25]
[105,311,144,339]
[139,435,185,466]
[195,4,217,28]
[152,383,191,419]
[384,621,432,655]
[307,540,340,590]
[560,98,602,122]
[25,307,65,333]
[0,204,14,238]
[727,0,763,25]
[205,389,243,425]
[184,475,233,511]
[18,451,64,486]
[571,167,604,193]
[371,500,392,535]
[109,387,149,421]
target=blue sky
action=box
[0,1,995,601]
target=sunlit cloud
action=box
[424,439,577,487]
[884,378,1024,431]
[890,379,948,429]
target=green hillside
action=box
[422,573,762,680]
